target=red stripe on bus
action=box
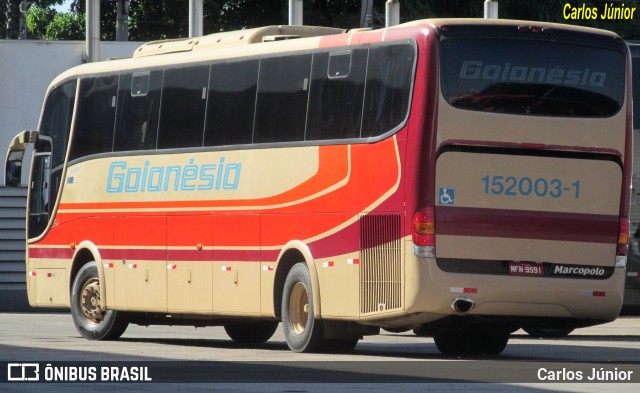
[29,248,74,259]
[30,247,265,263]
[168,249,261,262]
[102,248,167,261]
[435,206,618,243]
[166,250,211,262]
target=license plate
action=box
[509,262,544,276]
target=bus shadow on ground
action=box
[1,339,639,386]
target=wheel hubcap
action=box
[289,282,309,334]
[80,278,104,324]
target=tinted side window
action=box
[158,65,209,149]
[205,60,259,146]
[114,71,162,151]
[361,43,414,138]
[254,54,312,143]
[306,49,367,140]
[69,76,118,160]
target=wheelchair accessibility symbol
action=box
[439,187,456,205]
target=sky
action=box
[53,0,73,13]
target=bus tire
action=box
[224,320,279,344]
[281,263,325,352]
[70,261,128,341]
[434,328,509,357]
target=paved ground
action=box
[0,312,638,392]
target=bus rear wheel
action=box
[224,320,279,344]
[433,328,509,357]
[281,263,325,352]
[70,261,128,340]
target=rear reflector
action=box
[581,290,606,297]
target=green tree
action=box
[26,4,85,40]
[26,1,359,41]
[24,4,50,38]
[46,9,85,39]
[20,1,640,41]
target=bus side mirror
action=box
[5,130,38,187]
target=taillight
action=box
[617,217,629,256]
[413,208,435,258]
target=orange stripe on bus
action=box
[37,138,400,248]
[58,144,350,212]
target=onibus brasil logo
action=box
[7,363,152,382]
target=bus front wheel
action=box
[70,261,128,340]
[281,263,325,352]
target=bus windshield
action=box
[440,38,625,117]
[28,80,75,238]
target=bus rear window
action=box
[440,39,625,117]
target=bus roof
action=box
[133,25,345,57]
[425,18,621,38]
[48,18,622,88]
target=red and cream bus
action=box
[6,19,631,356]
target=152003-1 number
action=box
[481,175,580,199]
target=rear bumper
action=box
[404,244,625,324]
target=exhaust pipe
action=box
[451,296,476,313]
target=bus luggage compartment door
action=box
[433,150,622,269]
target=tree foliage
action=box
[11,0,640,41]
[26,5,85,40]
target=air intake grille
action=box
[360,214,402,315]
